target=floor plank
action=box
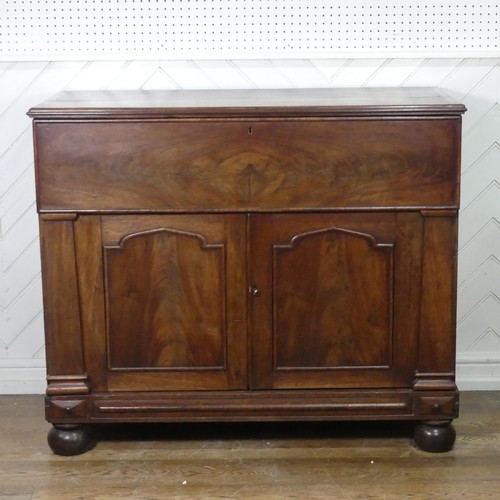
[0,392,499,499]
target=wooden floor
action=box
[0,392,499,499]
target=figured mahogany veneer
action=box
[29,88,465,455]
[35,119,460,211]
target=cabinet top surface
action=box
[28,88,465,119]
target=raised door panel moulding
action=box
[0,1,499,60]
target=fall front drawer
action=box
[34,118,460,212]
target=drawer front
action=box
[35,119,460,211]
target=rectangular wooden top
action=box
[28,88,466,119]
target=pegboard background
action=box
[0,0,499,60]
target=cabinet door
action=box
[249,213,422,390]
[75,214,247,391]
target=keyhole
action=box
[248,126,253,135]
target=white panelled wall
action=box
[0,58,499,392]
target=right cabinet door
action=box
[249,212,423,390]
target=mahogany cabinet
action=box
[28,88,466,455]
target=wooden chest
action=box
[29,88,465,454]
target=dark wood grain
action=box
[35,119,460,211]
[98,215,247,392]
[73,215,108,392]
[27,87,466,119]
[38,215,86,393]
[31,88,465,454]
[249,212,422,390]
[105,228,226,370]
[273,226,393,370]
[414,211,458,391]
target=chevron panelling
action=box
[0,58,499,393]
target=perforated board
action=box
[1,1,499,60]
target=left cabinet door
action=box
[51,214,248,392]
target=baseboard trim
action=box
[456,354,500,390]
[0,359,46,394]
[0,357,499,393]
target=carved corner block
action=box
[413,392,459,419]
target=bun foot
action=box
[414,420,456,453]
[48,424,91,456]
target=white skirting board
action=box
[0,358,498,394]
[456,354,500,391]
[0,359,46,395]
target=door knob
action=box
[249,286,260,296]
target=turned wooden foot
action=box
[414,420,456,453]
[47,424,91,456]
